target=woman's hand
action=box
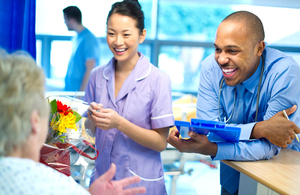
[88,102,103,114]
[87,102,103,121]
[89,104,123,130]
[87,103,168,152]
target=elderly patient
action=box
[0,50,146,195]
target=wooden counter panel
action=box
[222,149,300,195]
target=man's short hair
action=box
[223,11,265,44]
[63,6,82,24]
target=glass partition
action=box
[159,46,214,92]
[158,1,233,41]
[36,0,300,94]
[36,0,154,38]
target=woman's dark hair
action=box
[107,0,144,33]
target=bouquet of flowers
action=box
[40,97,98,177]
[47,98,82,145]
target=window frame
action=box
[36,0,300,95]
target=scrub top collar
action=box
[78,27,87,36]
[103,52,151,82]
[103,52,152,103]
[241,55,264,94]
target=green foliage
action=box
[59,136,66,143]
[73,111,82,124]
[50,99,57,114]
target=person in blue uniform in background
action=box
[168,11,300,195]
[63,6,100,91]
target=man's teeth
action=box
[115,48,126,52]
[222,68,236,75]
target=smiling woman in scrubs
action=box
[84,0,175,194]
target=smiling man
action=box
[214,17,264,87]
[168,11,300,195]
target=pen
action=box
[65,96,89,105]
[283,110,299,142]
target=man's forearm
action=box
[251,121,265,139]
[80,71,91,91]
[250,107,300,148]
[80,59,96,91]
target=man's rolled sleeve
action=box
[212,139,281,161]
[239,122,256,140]
[212,142,236,160]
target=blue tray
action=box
[175,118,241,142]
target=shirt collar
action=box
[103,52,151,81]
[77,28,87,36]
[242,56,264,93]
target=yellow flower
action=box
[47,99,82,144]
[50,112,77,134]
[57,112,77,133]
[50,113,61,131]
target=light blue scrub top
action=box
[84,53,174,195]
[65,28,100,91]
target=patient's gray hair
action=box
[0,50,48,156]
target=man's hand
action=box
[167,129,218,156]
[88,163,146,195]
[251,105,300,148]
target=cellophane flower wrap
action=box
[47,98,82,145]
[40,96,99,178]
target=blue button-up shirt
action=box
[197,47,300,161]
[197,47,300,194]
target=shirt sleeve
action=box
[196,57,220,121]
[231,123,256,140]
[263,58,300,125]
[83,35,100,63]
[213,138,280,161]
[150,71,175,129]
